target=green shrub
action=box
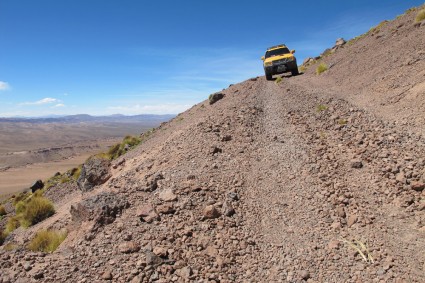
[70,166,82,180]
[299,65,306,73]
[316,63,328,75]
[15,201,27,214]
[0,205,6,216]
[368,20,388,34]
[20,197,55,228]
[13,192,31,205]
[27,230,67,252]
[416,8,425,22]
[106,135,141,160]
[338,118,348,125]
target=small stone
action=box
[118,242,140,254]
[300,270,310,280]
[336,207,346,218]
[137,204,159,223]
[411,181,425,192]
[23,263,32,271]
[203,205,221,219]
[328,240,340,250]
[102,271,113,280]
[347,214,358,227]
[153,246,168,258]
[156,203,175,214]
[34,272,44,280]
[351,159,363,169]
[395,172,406,183]
[159,189,177,202]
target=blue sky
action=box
[0,0,423,117]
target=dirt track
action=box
[1,5,424,283]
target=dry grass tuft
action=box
[341,239,374,263]
[275,76,283,85]
[20,196,55,227]
[27,230,67,252]
[316,63,328,75]
[416,8,425,22]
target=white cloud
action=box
[20,97,59,105]
[52,103,65,108]
[0,81,10,91]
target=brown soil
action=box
[1,5,424,283]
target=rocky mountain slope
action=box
[1,5,424,283]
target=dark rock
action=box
[209,92,224,105]
[140,173,164,192]
[145,251,163,266]
[210,146,222,155]
[30,180,44,193]
[77,157,111,192]
[350,159,363,169]
[411,181,425,192]
[70,192,129,230]
[33,272,44,280]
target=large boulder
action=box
[77,157,111,192]
[70,192,129,230]
[335,38,346,47]
[30,180,44,193]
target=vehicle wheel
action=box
[265,72,273,80]
[291,68,299,76]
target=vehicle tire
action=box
[291,68,299,76]
[265,72,273,81]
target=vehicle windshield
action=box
[265,47,290,58]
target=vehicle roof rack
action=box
[267,44,286,50]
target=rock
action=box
[153,246,168,258]
[303,57,314,65]
[141,173,164,192]
[176,266,192,278]
[209,92,224,105]
[203,205,221,219]
[411,181,425,192]
[222,201,235,217]
[395,172,406,183]
[347,214,358,227]
[101,270,113,280]
[328,240,340,250]
[118,242,140,254]
[336,207,346,218]
[335,38,346,47]
[351,159,363,169]
[156,203,175,214]
[210,146,222,155]
[23,262,32,271]
[30,180,44,193]
[300,270,310,280]
[33,272,44,280]
[77,157,111,192]
[158,189,177,202]
[227,192,239,201]
[137,204,159,223]
[145,251,163,266]
[70,192,129,230]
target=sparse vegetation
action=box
[0,205,6,216]
[316,63,328,75]
[338,118,348,125]
[0,230,6,245]
[316,104,328,112]
[341,239,374,263]
[415,8,425,22]
[275,76,283,84]
[5,216,20,234]
[27,230,67,252]
[107,135,142,160]
[368,20,388,34]
[298,65,306,73]
[20,196,55,227]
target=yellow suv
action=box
[261,44,298,80]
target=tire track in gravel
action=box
[241,78,337,282]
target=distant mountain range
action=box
[0,114,176,124]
